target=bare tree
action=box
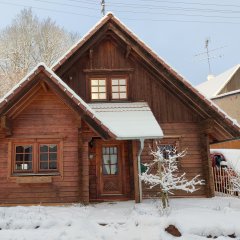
[140,145,204,208]
[0,8,79,97]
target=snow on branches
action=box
[225,162,240,193]
[140,144,204,208]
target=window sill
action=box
[12,173,60,177]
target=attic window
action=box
[111,78,127,99]
[91,78,107,100]
[89,76,128,101]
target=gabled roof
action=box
[89,102,163,140]
[0,63,163,140]
[196,64,240,98]
[51,12,240,138]
[0,63,116,140]
[211,88,240,100]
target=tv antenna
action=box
[101,0,106,16]
[194,38,226,75]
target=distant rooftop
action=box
[196,64,240,98]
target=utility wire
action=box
[68,0,240,14]
[0,1,98,18]
[137,0,240,9]
[25,0,240,15]
[108,8,240,20]
[25,0,240,17]
[28,0,98,11]
[1,1,240,24]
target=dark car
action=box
[211,153,228,168]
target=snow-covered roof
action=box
[211,88,240,100]
[196,64,240,98]
[89,102,164,140]
[0,63,163,140]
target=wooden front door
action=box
[96,141,124,197]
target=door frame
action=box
[96,140,127,199]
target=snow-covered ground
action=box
[0,197,240,240]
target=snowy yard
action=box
[0,197,240,240]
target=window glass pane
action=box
[24,154,32,162]
[49,162,57,169]
[112,93,119,99]
[112,86,119,92]
[111,165,118,175]
[103,155,110,164]
[91,79,98,85]
[16,154,23,161]
[120,93,127,99]
[15,162,32,170]
[103,165,110,175]
[110,154,117,164]
[91,86,98,92]
[119,79,126,85]
[16,146,24,153]
[24,146,32,153]
[99,93,106,99]
[99,86,106,92]
[112,79,119,85]
[49,144,57,152]
[40,162,48,170]
[15,163,23,170]
[114,147,117,154]
[92,93,99,99]
[40,153,48,161]
[49,153,57,161]
[99,79,106,85]
[119,86,126,92]
[40,145,48,152]
[109,147,114,154]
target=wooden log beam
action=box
[125,44,131,58]
[1,115,12,136]
[132,140,140,203]
[41,81,49,92]
[200,133,215,197]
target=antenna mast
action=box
[205,38,212,74]
[101,0,106,16]
[194,39,225,75]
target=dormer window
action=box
[89,75,128,101]
[111,78,127,100]
[91,78,107,100]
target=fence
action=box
[212,167,239,197]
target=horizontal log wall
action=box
[58,36,210,199]
[0,88,80,204]
[141,123,207,198]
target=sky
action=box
[0,0,240,86]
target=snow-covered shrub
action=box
[140,144,204,208]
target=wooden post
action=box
[200,133,215,197]
[79,133,91,204]
[132,140,140,203]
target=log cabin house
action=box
[0,13,239,204]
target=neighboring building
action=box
[197,64,240,123]
[0,13,239,205]
[196,65,240,149]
